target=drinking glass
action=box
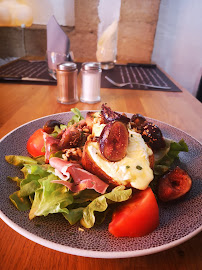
[96,21,118,70]
[46,51,70,79]
[96,45,117,70]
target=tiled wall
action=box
[0,0,160,63]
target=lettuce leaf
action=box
[5,155,37,167]
[5,152,131,228]
[19,164,52,197]
[33,155,46,165]
[62,207,84,225]
[29,174,73,220]
[21,164,50,178]
[80,186,132,228]
[62,190,103,225]
[154,139,188,176]
[67,108,84,126]
[19,173,45,197]
[51,124,67,137]
[7,176,23,187]
[73,189,101,204]
[6,156,75,220]
[9,191,31,211]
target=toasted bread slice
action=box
[81,138,154,189]
[82,140,119,186]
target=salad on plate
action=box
[5,104,191,238]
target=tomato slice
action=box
[108,187,159,237]
[27,128,45,157]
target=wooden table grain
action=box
[0,71,202,270]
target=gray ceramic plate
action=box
[0,111,201,258]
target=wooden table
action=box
[0,72,202,270]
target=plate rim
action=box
[0,110,202,258]
[0,208,201,258]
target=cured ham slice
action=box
[49,157,81,174]
[49,157,109,194]
[43,133,60,163]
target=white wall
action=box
[152,0,202,96]
[28,0,75,26]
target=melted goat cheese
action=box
[88,129,153,190]
[92,123,106,137]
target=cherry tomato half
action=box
[108,187,159,237]
[27,128,45,157]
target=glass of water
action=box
[46,51,70,79]
[96,21,118,70]
[96,45,117,70]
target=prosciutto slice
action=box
[43,133,60,163]
[49,157,109,194]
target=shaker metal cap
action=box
[57,62,77,71]
[82,62,101,71]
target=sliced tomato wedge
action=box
[27,128,45,157]
[108,187,159,237]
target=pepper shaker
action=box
[56,62,78,104]
[80,62,102,103]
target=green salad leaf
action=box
[7,176,22,187]
[9,191,31,211]
[63,207,84,225]
[51,124,67,138]
[62,190,103,225]
[5,155,37,167]
[29,174,73,220]
[7,155,132,228]
[21,164,51,178]
[20,176,41,197]
[6,156,72,217]
[68,108,84,126]
[154,139,188,176]
[33,155,46,165]
[80,186,132,228]
[73,189,101,204]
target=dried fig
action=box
[43,120,63,134]
[158,166,192,202]
[99,121,129,162]
[140,122,166,151]
[59,126,82,149]
[101,104,130,124]
[130,114,147,130]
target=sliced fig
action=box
[101,104,130,124]
[140,122,166,151]
[43,120,63,134]
[158,166,192,202]
[99,121,129,162]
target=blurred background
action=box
[0,0,201,98]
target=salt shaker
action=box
[80,62,102,103]
[56,62,78,104]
